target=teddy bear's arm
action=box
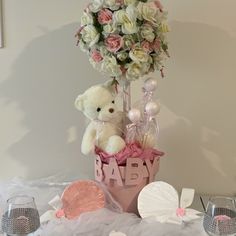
[81,123,96,155]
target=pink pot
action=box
[95,156,160,215]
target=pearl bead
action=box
[144,78,158,92]
[128,109,141,123]
[145,101,161,116]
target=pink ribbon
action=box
[95,142,164,165]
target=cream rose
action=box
[114,6,138,34]
[89,0,104,12]
[137,2,159,25]
[123,35,135,49]
[124,0,137,5]
[99,45,110,57]
[81,25,100,47]
[159,23,170,33]
[103,24,117,34]
[129,45,150,63]
[153,54,165,70]
[101,56,122,77]
[81,11,94,26]
[105,0,121,10]
[141,24,155,42]
[117,51,128,61]
[122,19,138,34]
[126,62,150,81]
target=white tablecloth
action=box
[0,175,207,236]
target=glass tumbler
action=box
[1,195,40,235]
[203,197,236,236]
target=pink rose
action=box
[105,34,123,53]
[152,38,161,51]
[141,41,153,53]
[98,9,113,25]
[116,0,124,6]
[91,50,103,62]
[153,0,163,11]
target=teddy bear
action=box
[75,81,126,155]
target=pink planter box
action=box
[95,156,160,215]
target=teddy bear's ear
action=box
[103,79,117,95]
[75,95,85,111]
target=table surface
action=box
[0,177,216,236]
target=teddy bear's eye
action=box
[97,107,101,112]
[112,100,115,104]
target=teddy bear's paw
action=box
[105,135,126,154]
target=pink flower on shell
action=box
[91,50,103,62]
[176,208,186,217]
[105,34,123,53]
[98,9,113,25]
[141,41,153,53]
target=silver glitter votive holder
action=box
[203,197,236,236]
[1,195,40,236]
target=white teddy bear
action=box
[75,81,126,155]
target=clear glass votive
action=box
[203,196,236,236]
[1,195,40,235]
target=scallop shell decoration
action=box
[61,180,105,219]
[138,181,201,224]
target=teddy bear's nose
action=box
[109,108,114,113]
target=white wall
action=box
[0,0,235,195]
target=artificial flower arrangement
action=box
[76,0,169,81]
[75,0,169,214]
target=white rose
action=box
[81,11,94,26]
[141,24,155,42]
[105,0,121,10]
[101,56,122,77]
[126,62,148,81]
[114,6,138,34]
[99,45,110,57]
[126,4,138,21]
[117,51,128,61]
[153,54,165,70]
[89,0,104,12]
[137,2,159,25]
[123,35,135,49]
[126,61,151,80]
[81,25,100,47]
[129,45,150,62]
[103,24,118,34]
[122,19,138,34]
[114,9,126,24]
[124,0,137,5]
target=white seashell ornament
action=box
[138,181,201,225]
